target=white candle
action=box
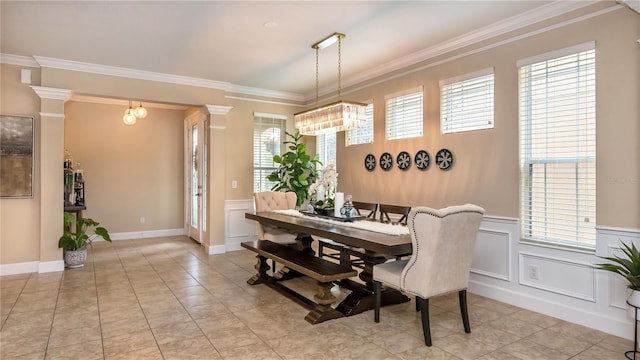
[334,192,344,217]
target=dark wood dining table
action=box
[245,211,413,317]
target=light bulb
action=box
[123,109,137,125]
[134,103,147,118]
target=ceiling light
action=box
[294,32,367,136]
[134,101,147,118]
[123,100,137,125]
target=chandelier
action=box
[294,32,367,136]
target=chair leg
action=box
[374,281,381,323]
[415,296,420,312]
[459,290,471,333]
[417,297,432,346]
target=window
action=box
[253,113,285,193]
[518,42,596,249]
[440,69,494,134]
[316,130,336,168]
[385,87,423,140]
[346,102,374,146]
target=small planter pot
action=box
[628,289,640,319]
[64,247,87,268]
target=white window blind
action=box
[440,69,494,134]
[385,88,423,140]
[316,130,336,168]
[518,43,596,249]
[346,102,374,146]
[253,113,285,193]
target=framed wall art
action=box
[1,115,34,198]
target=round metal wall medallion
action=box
[435,149,454,170]
[380,152,393,171]
[415,150,430,170]
[397,151,411,171]
[364,154,376,171]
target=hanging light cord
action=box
[337,36,342,100]
[315,47,319,105]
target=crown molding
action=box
[0,53,39,67]
[336,0,605,98]
[30,86,72,101]
[204,105,233,116]
[30,56,304,102]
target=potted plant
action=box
[594,241,640,316]
[266,131,322,207]
[308,163,338,215]
[58,212,111,268]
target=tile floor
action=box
[0,236,632,359]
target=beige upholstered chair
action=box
[253,191,298,245]
[373,204,485,346]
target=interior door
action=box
[186,117,204,243]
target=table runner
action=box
[273,209,409,236]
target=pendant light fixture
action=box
[294,32,367,136]
[133,101,148,119]
[123,100,137,125]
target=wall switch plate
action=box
[140,216,145,224]
[231,180,237,188]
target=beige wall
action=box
[1,4,638,268]
[63,102,186,233]
[0,64,42,264]
[337,7,639,228]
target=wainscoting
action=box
[224,199,640,340]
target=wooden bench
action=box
[241,240,357,324]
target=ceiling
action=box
[1,1,611,101]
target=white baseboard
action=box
[469,279,632,340]
[206,244,226,255]
[0,261,39,276]
[39,260,64,273]
[107,228,185,241]
[0,259,65,275]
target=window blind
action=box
[440,69,494,134]
[316,130,336,168]
[346,103,374,146]
[385,88,423,140]
[253,114,285,193]
[519,45,596,249]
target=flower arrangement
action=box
[308,164,338,210]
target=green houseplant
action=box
[594,241,640,315]
[266,131,321,207]
[58,212,111,268]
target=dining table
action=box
[245,210,413,317]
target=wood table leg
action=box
[304,281,345,324]
[247,255,270,285]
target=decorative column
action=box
[31,86,72,272]
[204,104,232,255]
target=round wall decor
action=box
[364,154,376,171]
[435,149,454,170]
[380,152,393,171]
[397,151,411,171]
[415,150,430,170]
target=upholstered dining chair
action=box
[253,191,298,271]
[373,204,485,346]
[317,201,378,268]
